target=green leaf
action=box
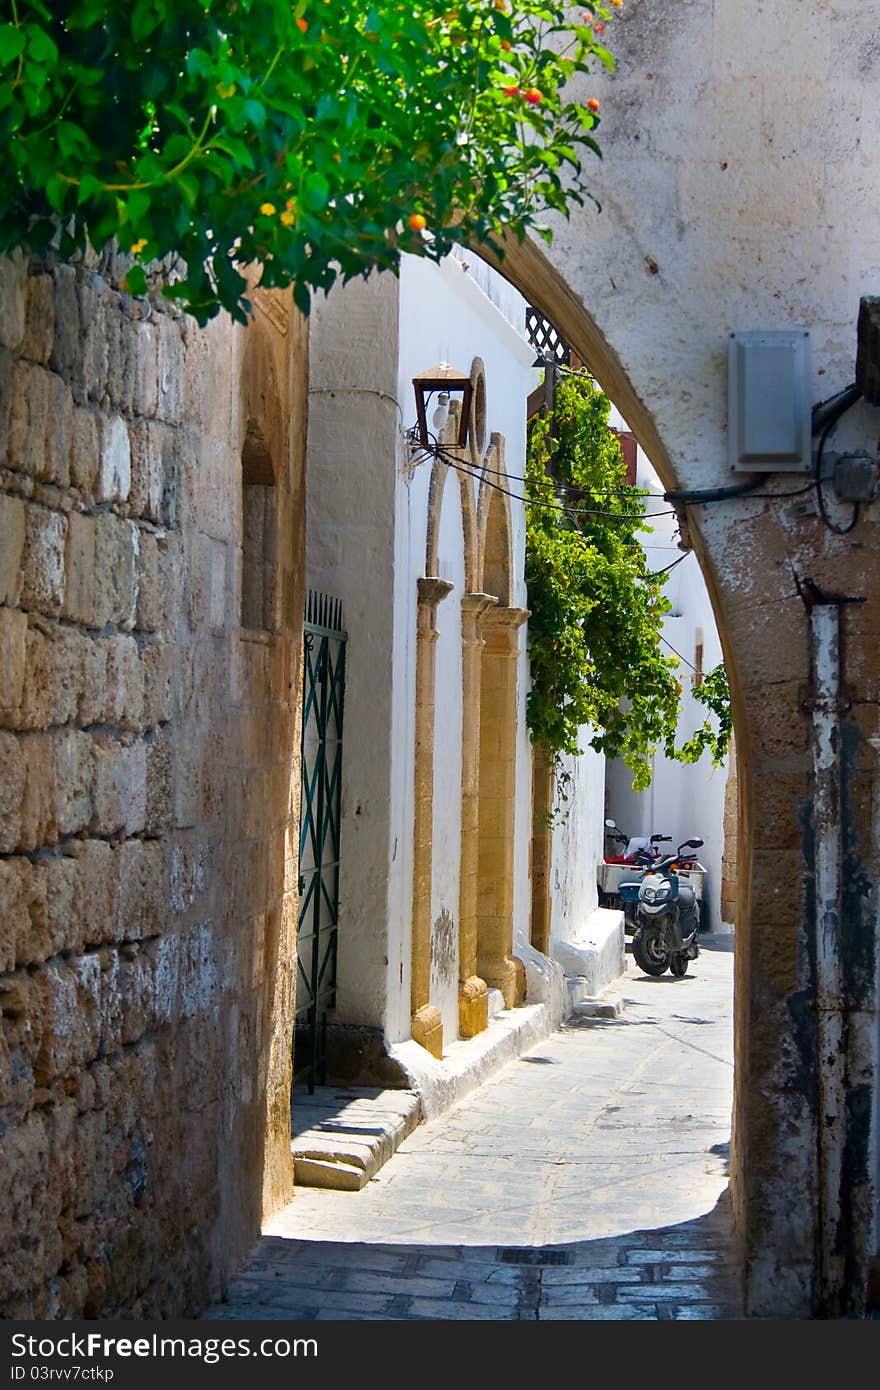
[123,263,148,296]
[0,25,26,65]
[25,24,58,66]
[77,173,106,205]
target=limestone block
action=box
[69,407,99,494]
[62,510,97,628]
[20,732,57,850]
[34,954,106,1083]
[0,606,27,712]
[156,317,184,424]
[0,857,48,972]
[132,320,159,418]
[55,728,94,836]
[20,505,66,617]
[45,853,82,956]
[49,626,85,727]
[14,626,51,731]
[77,636,108,727]
[172,730,202,829]
[128,420,165,521]
[90,735,147,836]
[135,529,161,632]
[105,634,143,730]
[94,514,139,630]
[115,840,154,942]
[71,839,118,947]
[96,416,131,504]
[7,360,48,478]
[104,295,137,417]
[21,273,55,364]
[141,640,173,727]
[77,274,107,406]
[145,729,172,835]
[0,491,25,604]
[49,264,81,387]
[0,250,26,352]
[44,370,72,487]
[117,947,158,1046]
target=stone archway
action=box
[465,0,880,1317]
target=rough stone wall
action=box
[0,250,306,1317]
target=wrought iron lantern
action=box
[412,362,473,448]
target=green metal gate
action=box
[295,591,346,1092]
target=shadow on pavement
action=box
[204,1190,743,1321]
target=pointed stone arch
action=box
[477,434,514,608]
[424,410,479,593]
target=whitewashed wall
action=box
[548,744,608,952]
[390,252,540,1044]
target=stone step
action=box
[291,1086,423,1191]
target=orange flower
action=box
[587,97,600,112]
[503,84,520,96]
[524,86,542,104]
[500,39,511,50]
[611,0,623,7]
[408,213,427,232]
[259,202,277,216]
[280,210,295,227]
[130,239,148,255]
[296,16,307,31]
[594,19,606,31]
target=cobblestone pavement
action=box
[205,939,740,1320]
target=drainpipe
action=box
[809,601,846,1313]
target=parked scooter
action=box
[600,820,672,929]
[603,819,671,866]
[631,837,704,977]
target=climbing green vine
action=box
[525,371,732,792]
[0,0,618,323]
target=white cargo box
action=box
[597,861,647,894]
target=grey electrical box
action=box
[728,330,811,472]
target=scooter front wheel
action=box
[632,925,670,976]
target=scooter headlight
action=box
[642,883,671,903]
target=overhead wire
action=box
[425,438,681,525]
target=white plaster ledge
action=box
[551,906,626,1001]
[389,999,557,1122]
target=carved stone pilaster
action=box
[410,576,454,1055]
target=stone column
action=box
[458,592,495,1037]
[476,605,529,1008]
[410,576,454,1057]
[529,742,554,956]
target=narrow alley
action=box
[205,939,739,1321]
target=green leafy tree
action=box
[0,0,618,322]
[525,371,731,792]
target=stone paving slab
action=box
[291,1086,422,1190]
[205,948,742,1321]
